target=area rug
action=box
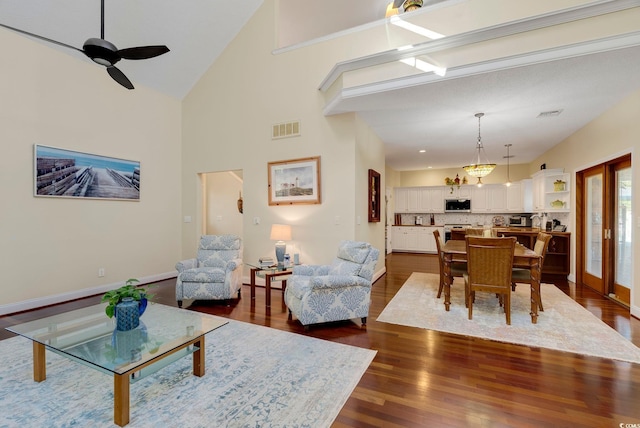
[377,272,640,364]
[0,316,376,427]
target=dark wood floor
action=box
[2,253,640,427]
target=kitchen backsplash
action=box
[396,212,570,228]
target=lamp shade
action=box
[270,224,292,241]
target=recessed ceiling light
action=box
[419,149,426,153]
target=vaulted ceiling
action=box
[1,0,638,171]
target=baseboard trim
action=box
[0,271,177,316]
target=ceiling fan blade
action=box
[118,45,170,60]
[0,22,83,54]
[107,66,134,90]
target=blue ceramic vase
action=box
[115,297,140,331]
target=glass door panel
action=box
[615,167,632,287]
[586,173,603,278]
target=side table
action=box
[249,267,292,308]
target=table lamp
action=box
[270,224,292,269]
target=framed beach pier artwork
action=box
[34,145,141,201]
[268,156,321,205]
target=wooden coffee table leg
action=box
[193,336,205,377]
[114,373,130,427]
[250,268,257,300]
[33,342,46,382]
[265,275,272,308]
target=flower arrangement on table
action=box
[444,174,467,194]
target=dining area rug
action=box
[0,317,376,427]
[377,272,640,364]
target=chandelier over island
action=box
[463,112,496,186]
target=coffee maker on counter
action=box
[415,216,423,225]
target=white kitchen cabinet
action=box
[471,184,506,213]
[506,181,523,212]
[391,226,407,249]
[395,187,420,212]
[532,172,546,212]
[490,185,508,212]
[471,186,488,212]
[419,187,445,213]
[418,226,440,253]
[395,187,444,213]
[531,169,570,213]
[391,226,441,253]
[444,184,471,200]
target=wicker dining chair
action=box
[464,236,516,325]
[465,228,485,236]
[433,230,466,299]
[511,232,552,311]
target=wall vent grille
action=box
[537,109,563,118]
[272,121,300,139]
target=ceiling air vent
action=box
[272,120,300,139]
[537,109,563,118]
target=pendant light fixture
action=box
[463,112,496,186]
[504,144,513,187]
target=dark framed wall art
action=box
[368,169,381,222]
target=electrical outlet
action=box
[98,268,105,277]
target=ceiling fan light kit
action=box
[0,0,169,90]
[463,112,496,186]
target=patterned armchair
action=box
[175,235,243,308]
[284,240,379,329]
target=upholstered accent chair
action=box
[284,240,380,329]
[175,235,243,308]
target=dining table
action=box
[441,239,543,324]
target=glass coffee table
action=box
[6,303,227,426]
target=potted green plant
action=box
[101,278,149,319]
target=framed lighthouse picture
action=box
[267,156,321,206]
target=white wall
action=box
[0,29,182,313]
[181,2,386,276]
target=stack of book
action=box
[259,257,275,268]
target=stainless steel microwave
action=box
[445,199,471,212]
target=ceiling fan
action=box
[0,0,169,90]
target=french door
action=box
[577,154,632,305]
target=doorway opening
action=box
[201,170,244,237]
